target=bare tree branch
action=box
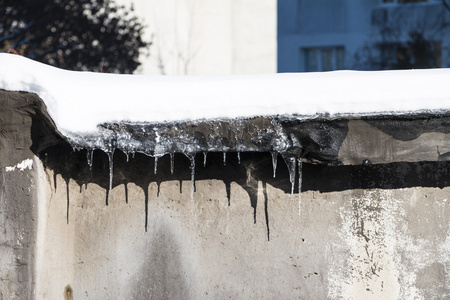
[443,0,450,12]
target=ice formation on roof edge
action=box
[68,116,305,210]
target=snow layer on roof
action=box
[1,53,450,136]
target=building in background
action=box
[278,0,450,72]
[116,0,276,75]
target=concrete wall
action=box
[1,91,450,299]
[32,167,450,299]
[0,91,44,299]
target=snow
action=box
[5,159,33,172]
[1,53,450,138]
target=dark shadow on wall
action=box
[37,140,450,236]
[37,141,450,199]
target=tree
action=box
[353,4,447,70]
[443,0,450,12]
[355,31,441,70]
[0,0,150,73]
[391,31,441,69]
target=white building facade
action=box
[116,0,277,75]
[278,0,450,72]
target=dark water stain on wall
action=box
[131,223,189,300]
[363,114,450,141]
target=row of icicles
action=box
[80,148,303,215]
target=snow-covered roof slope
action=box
[1,53,450,136]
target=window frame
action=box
[301,46,345,72]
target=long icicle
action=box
[185,153,196,201]
[190,154,196,201]
[282,155,296,195]
[203,152,207,168]
[298,158,303,216]
[108,149,115,191]
[154,156,158,175]
[271,151,278,178]
[170,153,174,174]
[87,149,94,170]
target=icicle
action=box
[170,153,174,174]
[203,152,207,168]
[185,153,196,201]
[125,151,130,162]
[223,152,227,166]
[282,155,296,194]
[154,156,158,175]
[271,151,278,178]
[107,149,115,191]
[237,152,241,164]
[86,149,94,170]
[298,159,303,216]
[66,180,70,224]
[132,151,135,159]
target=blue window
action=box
[302,47,345,72]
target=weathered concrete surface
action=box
[32,168,450,299]
[339,119,450,165]
[1,90,450,299]
[0,91,46,299]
